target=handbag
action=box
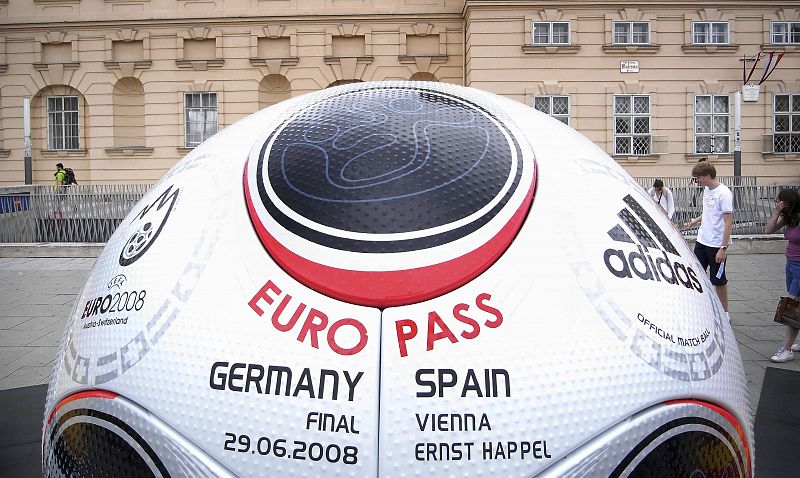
[774,296,800,329]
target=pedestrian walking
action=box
[54,163,77,188]
[683,161,733,318]
[54,163,67,187]
[765,188,800,362]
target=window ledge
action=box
[104,60,152,70]
[682,44,739,53]
[602,44,660,54]
[763,152,800,161]
[105,146,153,156]
[323,56,374,64]
[0,64,7,73]
[684,153,733,163]
[33,62,80,71]
[612,154,661,163]
[0,149,10,158]
[249,56,299,66]
[177,147,195,154]
[175,59,224,70]
[40,149,87,157]
[764,44,798,53]
[522,45,581,54]
[398,54,448,63]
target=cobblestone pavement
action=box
[1,254,796,412]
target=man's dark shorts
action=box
[694,242,728,286]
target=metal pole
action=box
[733,91,741,183]
[732,91,743,211]
[23,97,32,185]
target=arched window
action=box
[33,85,86,151]
[259,74,291,110]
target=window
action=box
[533,95,570,125]
[184,92,218,148]
[532,22,570,45]
[694,95,730,154]
[693,22,729,44]
[773,93,800,153]
[613,22,650,44]
[614,95,651,155]
[772,22,800,45]
[47,96,79,150]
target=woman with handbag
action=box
[766,188,800,362]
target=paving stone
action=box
[0,329,52,347]
[4,347,58,369]
[731,313,774,328]
[0,346,32,365]
[0,315,32,329]
[0,366,53,390]
[28,329,66,347]
[12,315,66,332]
[728,301,760,313]
[54,294,80,305]
[733,325,789,342]
[736,342,769,362]
[4,303,67,318]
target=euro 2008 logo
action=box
[119,185,180,266]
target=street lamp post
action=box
[733,91,742,185]
[23,97,32,185]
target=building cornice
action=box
[0,13,463,31]
[463,0,800,5]
[462,0,800,16]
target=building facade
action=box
[0,0,797,185]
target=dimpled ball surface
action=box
[43,81,753,478]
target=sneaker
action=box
[792,343,800,352]
[771,347,794,363]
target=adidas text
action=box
[603,246,703,293]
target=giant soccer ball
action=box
[43,82,753,477]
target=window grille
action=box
[693,22,729,44]
[47,96,80,150]
[533,95,570,125]
[185,92,218,148]
[613,22,650,45]
[773,93,800,153]
[532,22,570,45]
[772,22,800,45]
[614,95,651,155]
[694,95,730,154]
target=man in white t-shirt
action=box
[683,161,733,315]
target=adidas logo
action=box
[603,195,703,294]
